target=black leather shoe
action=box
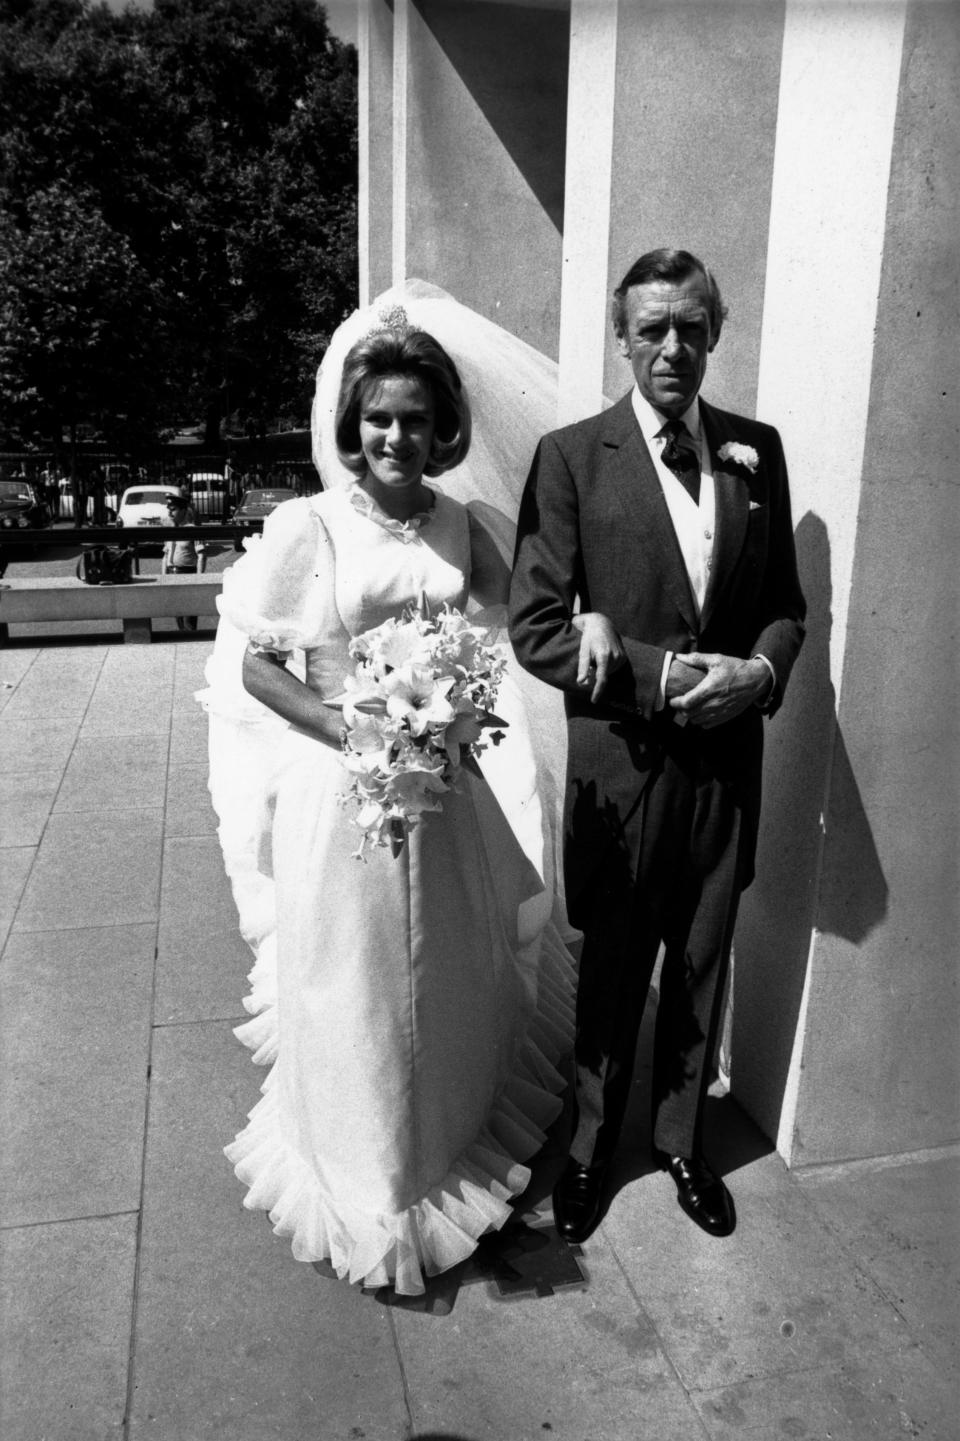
[552,1158,606,1243]
[659,1153,736,1237]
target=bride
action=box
[200,282,575,1295]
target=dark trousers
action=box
[569,746,747,1168]
[166,564,198,630]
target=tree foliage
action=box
[0,0,357,448]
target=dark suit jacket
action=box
[508,391,806,921]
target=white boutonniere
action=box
[717,441,759,472]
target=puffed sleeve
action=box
[218,497,334,657]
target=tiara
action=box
[368,301,412,336]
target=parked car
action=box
[117,484,185,528]
[229,486,297,549]
[0,479,52,530]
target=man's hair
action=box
[611,248,727,339]
[335,328,471,478]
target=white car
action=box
[116,484,185,528]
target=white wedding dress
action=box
[201,480,575,1294]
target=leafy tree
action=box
[0,182,177,449]
[0,0,357,451]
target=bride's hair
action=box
[334,328,472,477]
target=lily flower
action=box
[383,664,456,735]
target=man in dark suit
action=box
[508,248,805,1242]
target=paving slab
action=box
[796,1150,960,1374]
[602,1156,921,1394]
[0,922,154,1225]
[164,759,219,838]
[172,641,214,712]
[0,647,39,711]
[128,1021,409,1441]
[394,1225,698,1441]
[13,807,164,931]
[0,844,34,951]
[53,731,169,814]
[0,645,104,720]
[0,1214,136,1441]
[690,1345,957,1440]
[169,704,209,763]
[0,714,81,770]
[156,834,250,1023]
[99,643,177,684]
[0,765,61,846]
[81,647,175,735]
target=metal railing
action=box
[1,451,322,524]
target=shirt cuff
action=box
[655,650,674,712]
[752,653,777,710]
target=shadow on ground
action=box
[313,1214,588,1318]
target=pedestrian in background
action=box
[161,489,206,631]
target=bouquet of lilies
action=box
[327,599,507,858]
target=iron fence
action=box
[0,450,321,523]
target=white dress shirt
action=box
[629,386,775,713]
[630,387,715,613]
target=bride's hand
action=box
[571,612,626,703]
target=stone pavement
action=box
[0,635,956,1441]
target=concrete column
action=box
[603,0,786,411]
[392,0,410,287]
[357,0,394,304]
[388,0,570,354]
[557,0,618,424]
[734,0,909,1161]
[737,0,959,1165]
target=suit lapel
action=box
[700,400,749,631]
[601,396,699,632]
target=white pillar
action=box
[557,0,619,425]
[757,0,907,697]
[357,0,371,307]
[391,0,410,287]
[754,0,908,1158]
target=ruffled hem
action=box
[225,924,575,1295]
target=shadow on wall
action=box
[731,510,889,1145]
[417,0,570,232]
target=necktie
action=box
[659,420,701,505]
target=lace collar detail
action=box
[348,482,436,543]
